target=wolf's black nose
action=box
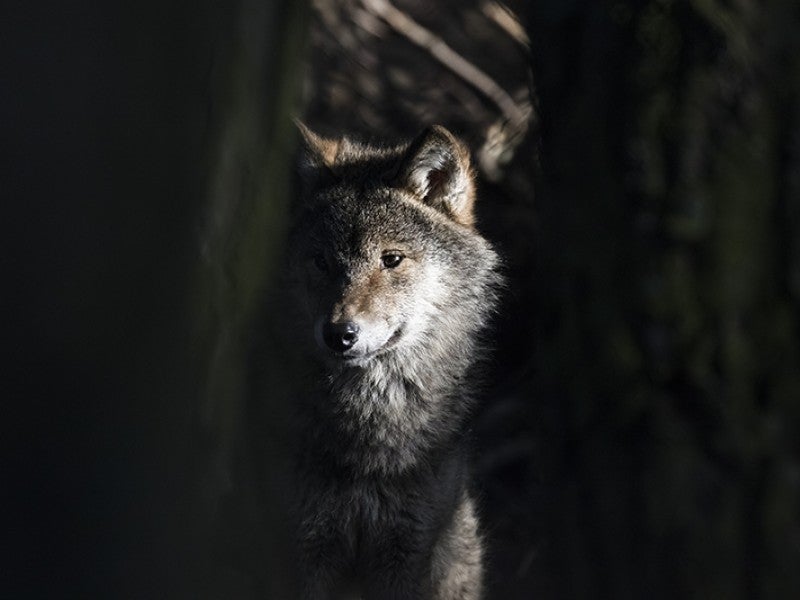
[322,321,360,353]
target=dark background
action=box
[4,1,800,598]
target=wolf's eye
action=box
[312,253,328,273]
[381,253,404,269]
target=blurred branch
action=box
[481,1,529,47]
[361,0,528,127]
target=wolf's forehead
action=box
[316,190,431,246]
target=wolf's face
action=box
[299,194,449,364]
[290,125,497,367]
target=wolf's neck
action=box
[317,337,476,476]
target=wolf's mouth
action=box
[385,324,405,347]
[335,324,406,365]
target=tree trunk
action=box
[4,1,307,597]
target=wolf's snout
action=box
[322,321,360,353]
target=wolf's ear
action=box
[295,120,341,174]
[396,125,476,227]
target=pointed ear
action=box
[395,125,476,226]
[295,119,341,172]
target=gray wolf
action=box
[286,123,501,599]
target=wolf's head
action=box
[289,124,500,371]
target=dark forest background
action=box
[4,0,800,598]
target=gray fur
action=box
[285,124,501,599]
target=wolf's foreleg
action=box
[431,494,484,600]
